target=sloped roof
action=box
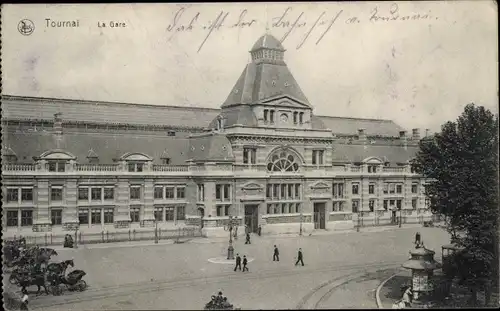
[1,96,219,129]
[208,106,258,128]
[333,144,418,164]
[4,130,191,165]
[188,134,234,162]
[221,62,311,108]
[251,34,285,51]
[315,115,406,136]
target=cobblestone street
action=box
[6,227,450,310]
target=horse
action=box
[16,270,50,296]
[33,248,58,270]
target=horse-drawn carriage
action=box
[204,292,238,310]
[4,240,88,297]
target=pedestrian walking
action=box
[234,254,242,271]
[245,232,251,244]
[242,255,249,272]
[295,248,304,266]
[414,232,421,248]
[273,245,280,261]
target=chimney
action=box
[412,128,420,140]
[53,113,63,135]
[400,130,408,150]
[358,128,366,141]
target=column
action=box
[33,179,51,232]
[114,178,131,229]
[63,179,79,231]
[204,181,216,217]
[142,178,155,227]
[361,176,370,212]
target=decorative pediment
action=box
[362,156,383,164]
[261,95,311,109]
[38,149,76,160]
[120,152,153,162]
[310,181,330,190]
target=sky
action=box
[1,2,498,132]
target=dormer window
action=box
[128,162,144,172]
[269,110,275,124]
[87,149,99,164]
[299,112,304,124]
[264,109,269,123]
[162,158,171,165]
[48,161,66,172]
[293,112,298,124]
[368,165,378,173]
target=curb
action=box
[375,271,401,308]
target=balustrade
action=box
[2,163,36,172]
[76,164,118,172]
[153,165,189,172]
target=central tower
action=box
[212,34,314,130]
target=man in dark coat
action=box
[245,233,251,244]
[273,245,280,261]
[414,232,421,248]
[234,254,242,272]
[242,255,249,272]
[295,248,304,266]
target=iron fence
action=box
[4,227,204,247]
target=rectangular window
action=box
[48,162,57,172]
[136,163,143,172]
[273,184,279,199]
[91,209,101,225]
[223,185,230,201]
[396,200,402,210]
[281,203,287,214]
[369,200,375,212]
[299,112,304,124]
[104,208,114,224]
[198,184,205,202]
[21,189,33,202]
[269,110,275,123]
[383,200,388,211]
[216,185,222,200]
[369,184,375,194]
[78,187,88,200]
[243,148,257,164]
[104,187,114,200]
[48,161,65,172]
[352,183,359,195]
[91,188,102,201]
[57,161,65,172]
[6,189,19,202]
[293,111,298,124]
[352,200,360,213]
[296,203,300,213]
[264,109,269,122]
[383,183,389,194]
[288,184,293,198]
[128,163,135,172]
[165,187,175,199]
[176,187,185,199]
[412,198,418,209]
[21,210,33,226]
[130,208,140,223]
[7,210,18,226]
[154,186,164,199]
[216,205,225,216]
[266,184,272,199]
[130,186,141,200]
[51,209,62,225]
[162,158,171,165]
[368,165,378,173]
[312,150,317,165]
[79,209,89,224]
[154,207,163,221]
[176,206,185,220]
[338,202,344,212]
[267,204,273,214]
[281,184,286,199]
[389,184,396,194]
[51,187,63,201]
[165,207,175,221]
[396,185,403,194]
[295,184,301,198]
[411,183,418,194]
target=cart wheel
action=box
[78,280,87,291]
[51,285,62,296]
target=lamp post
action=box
[227,216,235,260]
[399,207,402,228]
[299,207,303,236]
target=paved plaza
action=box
[8,227,450,310]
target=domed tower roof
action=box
[251,34,285,52]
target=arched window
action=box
[267,150,300,172]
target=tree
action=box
[411,104,499,305]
